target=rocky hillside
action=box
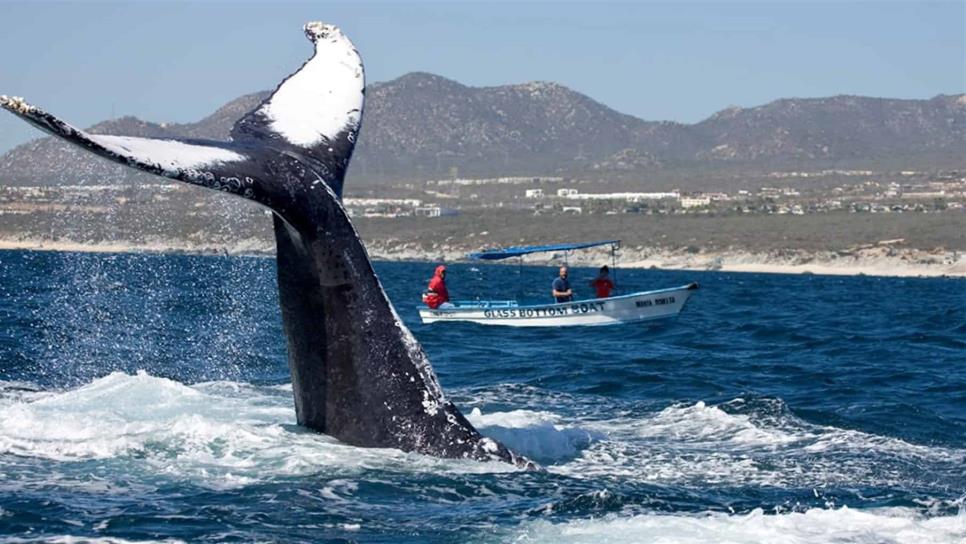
[1,73,963,185]
[693,94,966,164]
[354,73,667,177]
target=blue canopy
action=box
[467,240,620,261]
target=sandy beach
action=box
[0,237,275,257]
[1,237,962,278]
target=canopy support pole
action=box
[611,243,618,294]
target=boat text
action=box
[480,301,606,319]
[636,296,675,308]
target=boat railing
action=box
[451,300,519,309]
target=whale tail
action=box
[1,23,534,469]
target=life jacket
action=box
[423,265,449,309]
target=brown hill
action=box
[1,73,963,186]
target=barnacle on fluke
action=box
[0,95,33,114]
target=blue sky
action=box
[0,1,963,153]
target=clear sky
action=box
[0,1,963,153]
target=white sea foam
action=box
[466,408,602,463]
[507,507,966,544]
[0,372,517,490]
[631,400,801,447]
[1,374,961,493]
[631,400,959,462]
[0,538,185,544]
[0,371,289,461]
[537,399,964,487]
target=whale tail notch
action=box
[230,21,365,197]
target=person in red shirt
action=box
[589,265,615,299]
[422,265,450,309]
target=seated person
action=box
[552,266,573,303]
[589,265,615,298]
[422,265,450,309]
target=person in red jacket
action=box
[589,265,615,299]
[422,265,450,309]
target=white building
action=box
[759,187,782,198]
[341,197,424,218]
[343,198,422,207]
[564,191,679,202]
[557,188,578,197]
[525,188,544,199]
[414,205,442,217]
[680,196,711,208]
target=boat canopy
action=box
[467,240,620,261]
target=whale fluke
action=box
[0,95,264,194]
[1,23,534,468]
[230,22,365,197]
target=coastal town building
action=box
[680,196,712,208]
[431,176,564,187]
[414,205,442,217]
[558,189,680,202]
[343,198,425,218]
[525,189,544,199]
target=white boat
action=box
[419,283,699,327]
[417,239,700,327]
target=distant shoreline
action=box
[1,238,962,279]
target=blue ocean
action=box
[0,250,963,543]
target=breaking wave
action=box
[552,398,965,489]
[506,506,966,544]
[0,372,518,491]
[3,372,962,497]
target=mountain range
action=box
[1,72,964,186]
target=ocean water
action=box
[0,250,963,543]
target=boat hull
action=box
[418,283,699,327]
